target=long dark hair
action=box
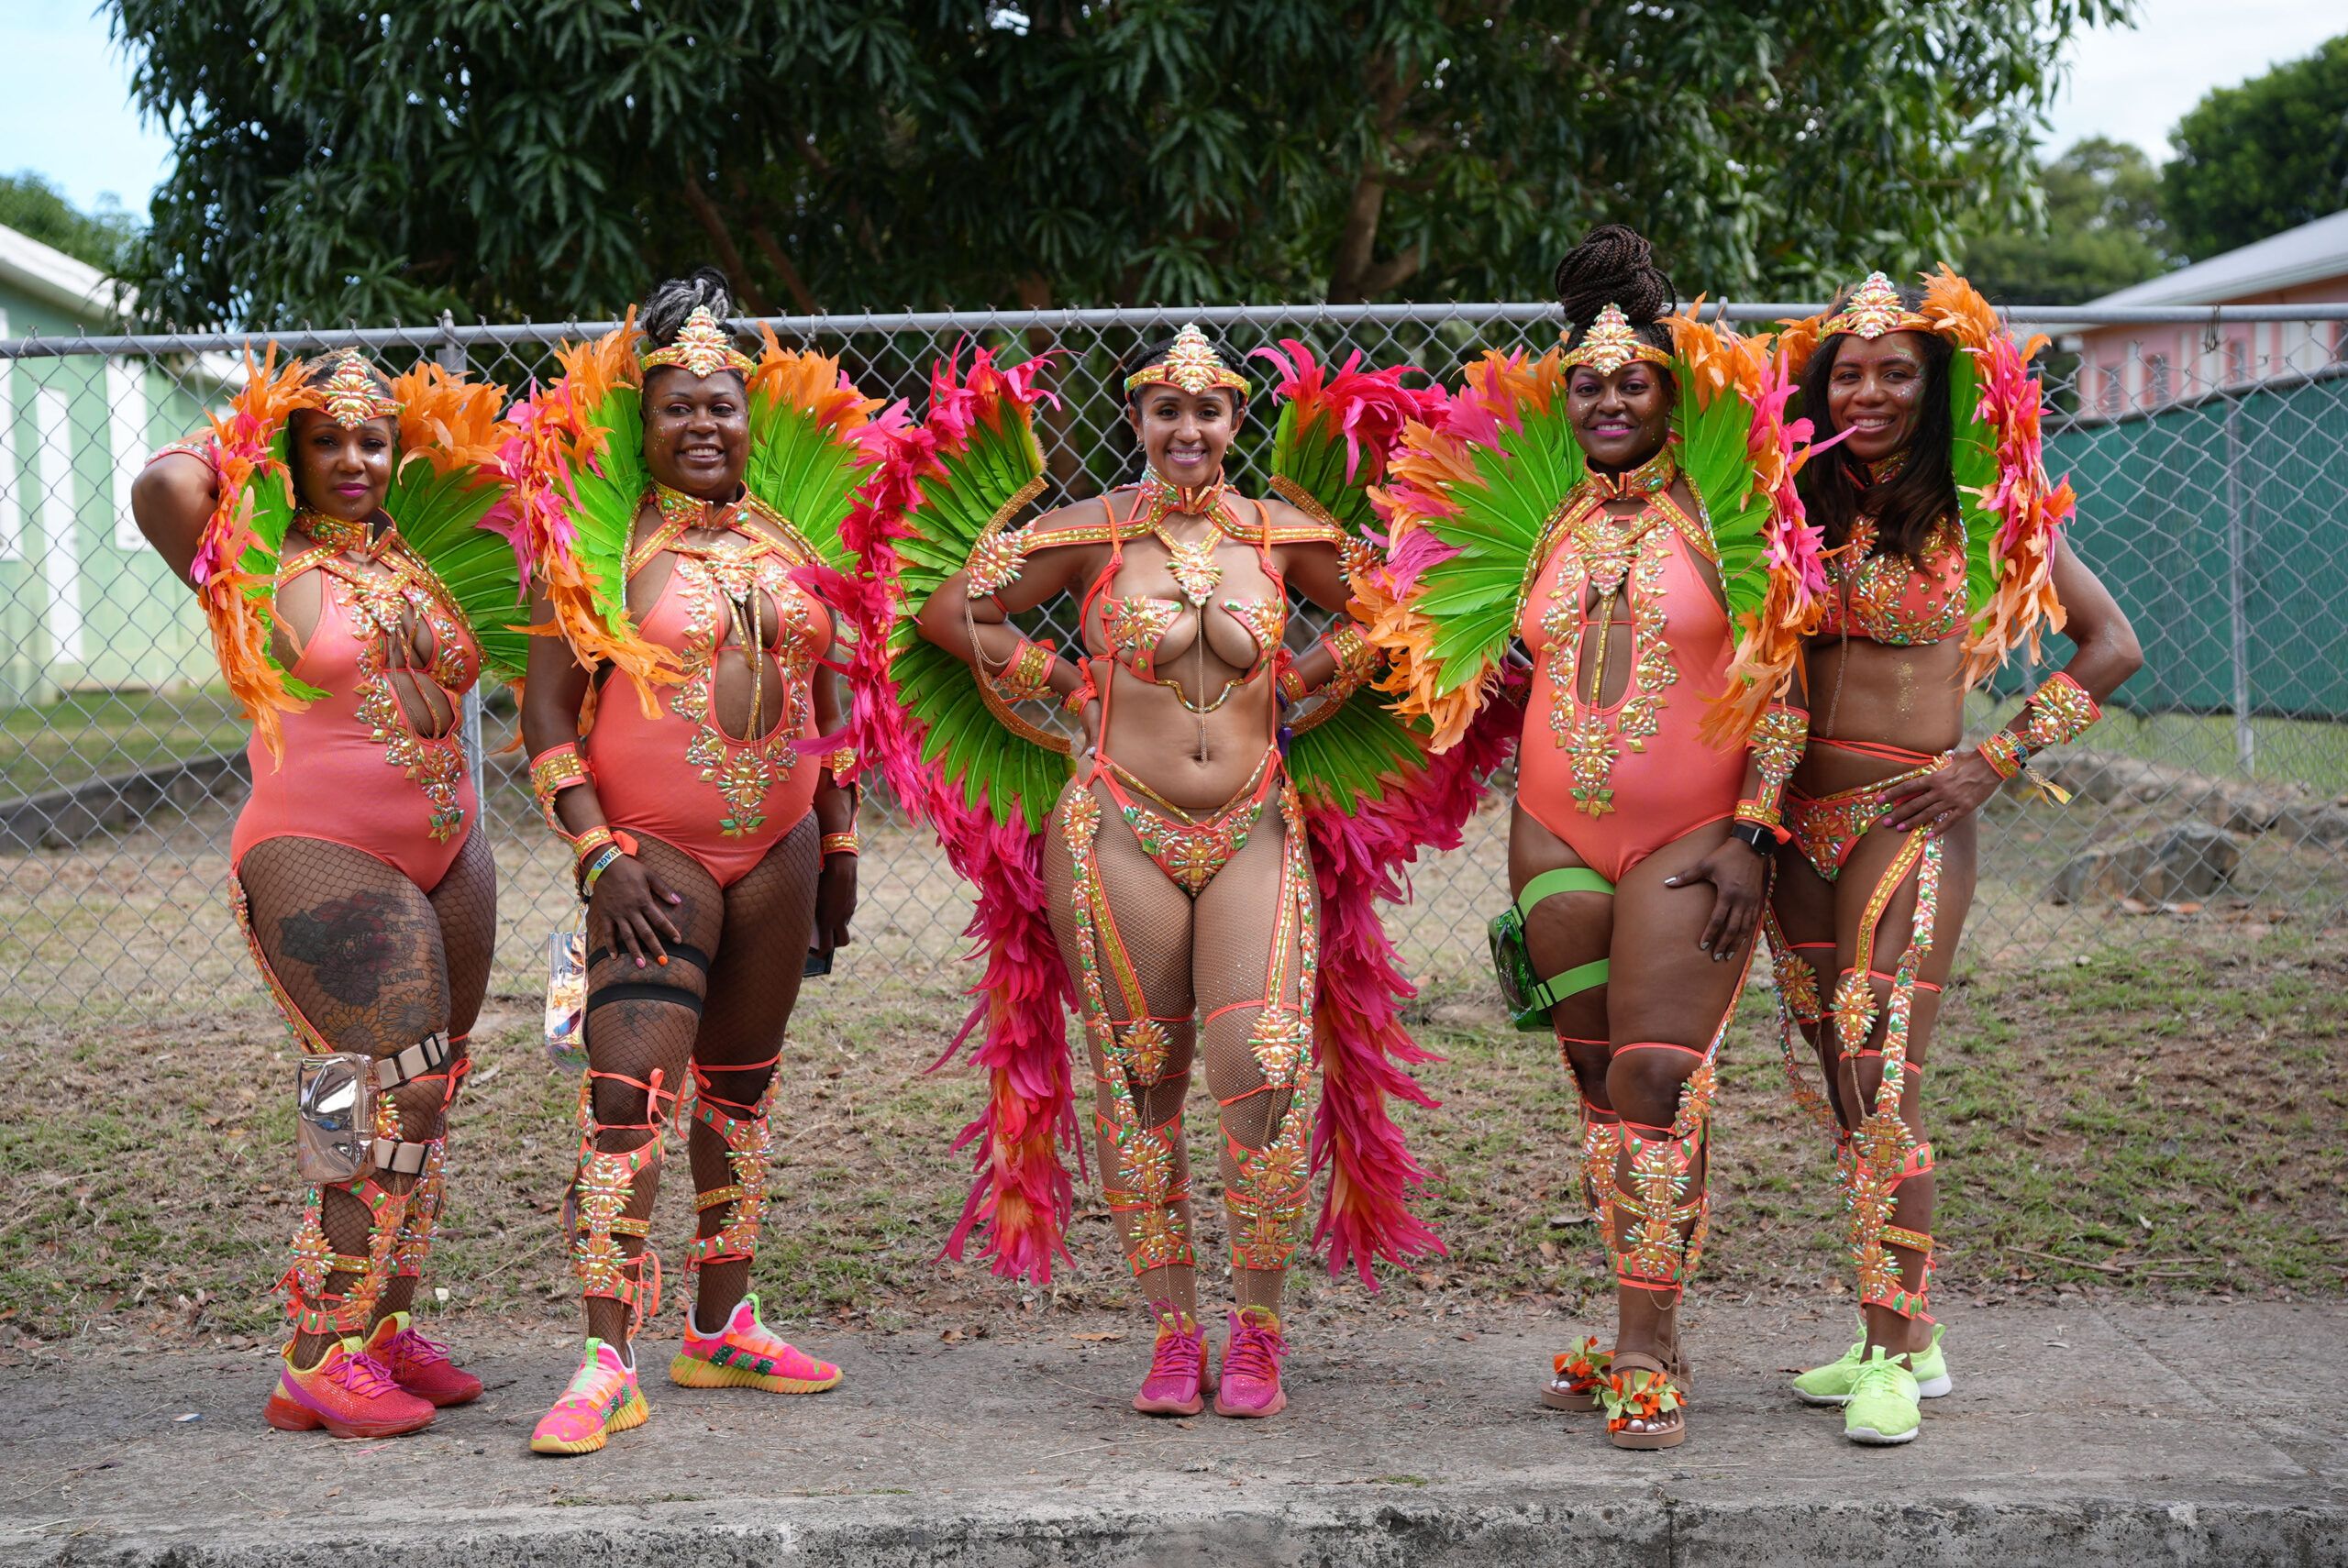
[1796,282,1957,564]
[1554,224,1677,366]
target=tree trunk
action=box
[680,174,778,316]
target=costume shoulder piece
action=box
[1778,268,2073,686]
[1368,326,1829,750]
[187,349,526,761]
[512,316,883,715]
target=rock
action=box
[2275,805,2348,847]
[2052,821,2239,904]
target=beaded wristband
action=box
[822,831,862,858]
[820,746,858,778]
[2017,671,2101,751]
[570,824,617,864]
[1278,662,1310,704]
[1323,624,1375,677]
[1733,797,1786,833]
[1062,674,1095,713]
[530,744,590,829]
[1977,728,2029,780]
[991,639,1058,703]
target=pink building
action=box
[2069,207,2348,415]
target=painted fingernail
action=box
[657,955,668,966]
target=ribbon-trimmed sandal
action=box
[1600,1350,1687,1450]
[1542,1335,1611,1411]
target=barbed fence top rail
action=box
[7,300,2344,360]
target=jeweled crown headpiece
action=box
[1124,323,1251,399]
[312,351,403,428]
[1821,272,1935,340]
[1559,303,1673,376]
[639,304,757,378]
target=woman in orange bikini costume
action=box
[516,271,864,1454]
[914,328,1387,1420]
[1767,272,2141,1446]
[132,351,521,1440]
[1374,226,1825,1450]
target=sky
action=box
[0,0,2342,216]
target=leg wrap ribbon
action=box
[1219,781,1318,1276]
[393,1043,470,1280]
[1065,791,1196,1275]
[1838,833,1944,1324]
[682,1065,774,1277]
[568,1068,671,1337]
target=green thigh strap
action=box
[1517,867,1616,1007]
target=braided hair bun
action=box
[641,266,735,348]
[1553,225,1676,356]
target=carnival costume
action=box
[166,349,526,1437]
[1767,271,2091,1441]
[512,308,880,1452]
[1366,309,1828,1445]
[860,334,1495,1416]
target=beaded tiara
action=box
[1558,303,1673,376]
[1820,272,1935,340]
[639,304,757,377]
[1124,323,1251,399]
[313,351,403,428]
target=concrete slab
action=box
[2,1297,2342,1565]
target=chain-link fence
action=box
[2,302,2342,1026]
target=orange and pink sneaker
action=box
[530,1339,648,1456]
[1132,1303,1214,1416]
[362,1311,483,1408]
[264,1338,437,1440]
[1213,1306,1289,1419]
[669,1293,841,1394]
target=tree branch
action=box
[747,223,819,315]
[680,172,777,315]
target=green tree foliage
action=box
[1964,136,2173,305]
[0,171,142,275]
[112,1,2125,328]
[2163,33,2348,262]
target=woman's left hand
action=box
[814,851,858,955]
[1881,751,2004,833]
[1667,841,1768,961]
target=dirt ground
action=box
[0,922,2339,1363]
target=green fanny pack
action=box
[1488,866,1616,1031]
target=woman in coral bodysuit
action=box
[1767,272,2141,1447]
[133,352,513,1441]
[519,271,864,1455]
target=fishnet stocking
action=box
[238,833,473,1358]
[1046,775,1315,1319]
[686,813,820,1329]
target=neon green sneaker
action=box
[1843,1348,1922,1445]
[1791,1320,1951,1405]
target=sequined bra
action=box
[1812,515,1969,646]
[1087,484,1286,713]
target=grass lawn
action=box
[0,928,2338,1349]
[1969,691,2348,797]
[0,688,248,799]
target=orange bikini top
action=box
[1813,515,1968,646]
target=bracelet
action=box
[1278,663,1310,704]
[576,845,624,901]
[1062,675,1095,713]
[570,824,617,864]
[990,639,1058,703]
[1733,798,1783,832]
[1977,729,2030,780]
[1322,623,1375,678]
[820,746,858,779]
[530,744,590,830]
[821,831,862,858]
[2017,671,2101,751]
[1727,821,1778,858]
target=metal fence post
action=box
[2224,397,2256,777]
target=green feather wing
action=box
[744,386,864,571]
[1673,363,1771,627]
[562,382,648,638]
[892,396,1069,834]
[1947,350,2002,615]
[388,458,530,684]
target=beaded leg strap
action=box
[1217,783,1319,1277]
[681,1054,781,1279]
[1064,791,1197,1276]
[1611,1119,1705,1307]
[1760,907,1842,1142]
[1556,1033,1620,1274]
[392,1042,470,1279]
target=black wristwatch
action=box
[1728,821,1778,859]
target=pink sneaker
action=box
[530,1339,648,1456]
[1131,1303,1214,1416]
[1213,1307,1290,1419]
[363,1311,483,1407]
[264,1338,436,1440]
[669,1293,841,1394]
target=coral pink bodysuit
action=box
[585,502,833,886]
[231,532,482,890]
[1514,469,1741,883]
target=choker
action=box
[1578,441,1678,502]
[1135,469,1232,533]
[1857,448,1911,487]
[297,510,384,556]
[652,480,752,534]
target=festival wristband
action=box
[1977,729,2029,780]
[576,845,624,901]
[821,832,861,858]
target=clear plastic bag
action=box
[545,926,587,1071]
[295,1053,377,1184]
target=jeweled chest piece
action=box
[1159,527,1224,607]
